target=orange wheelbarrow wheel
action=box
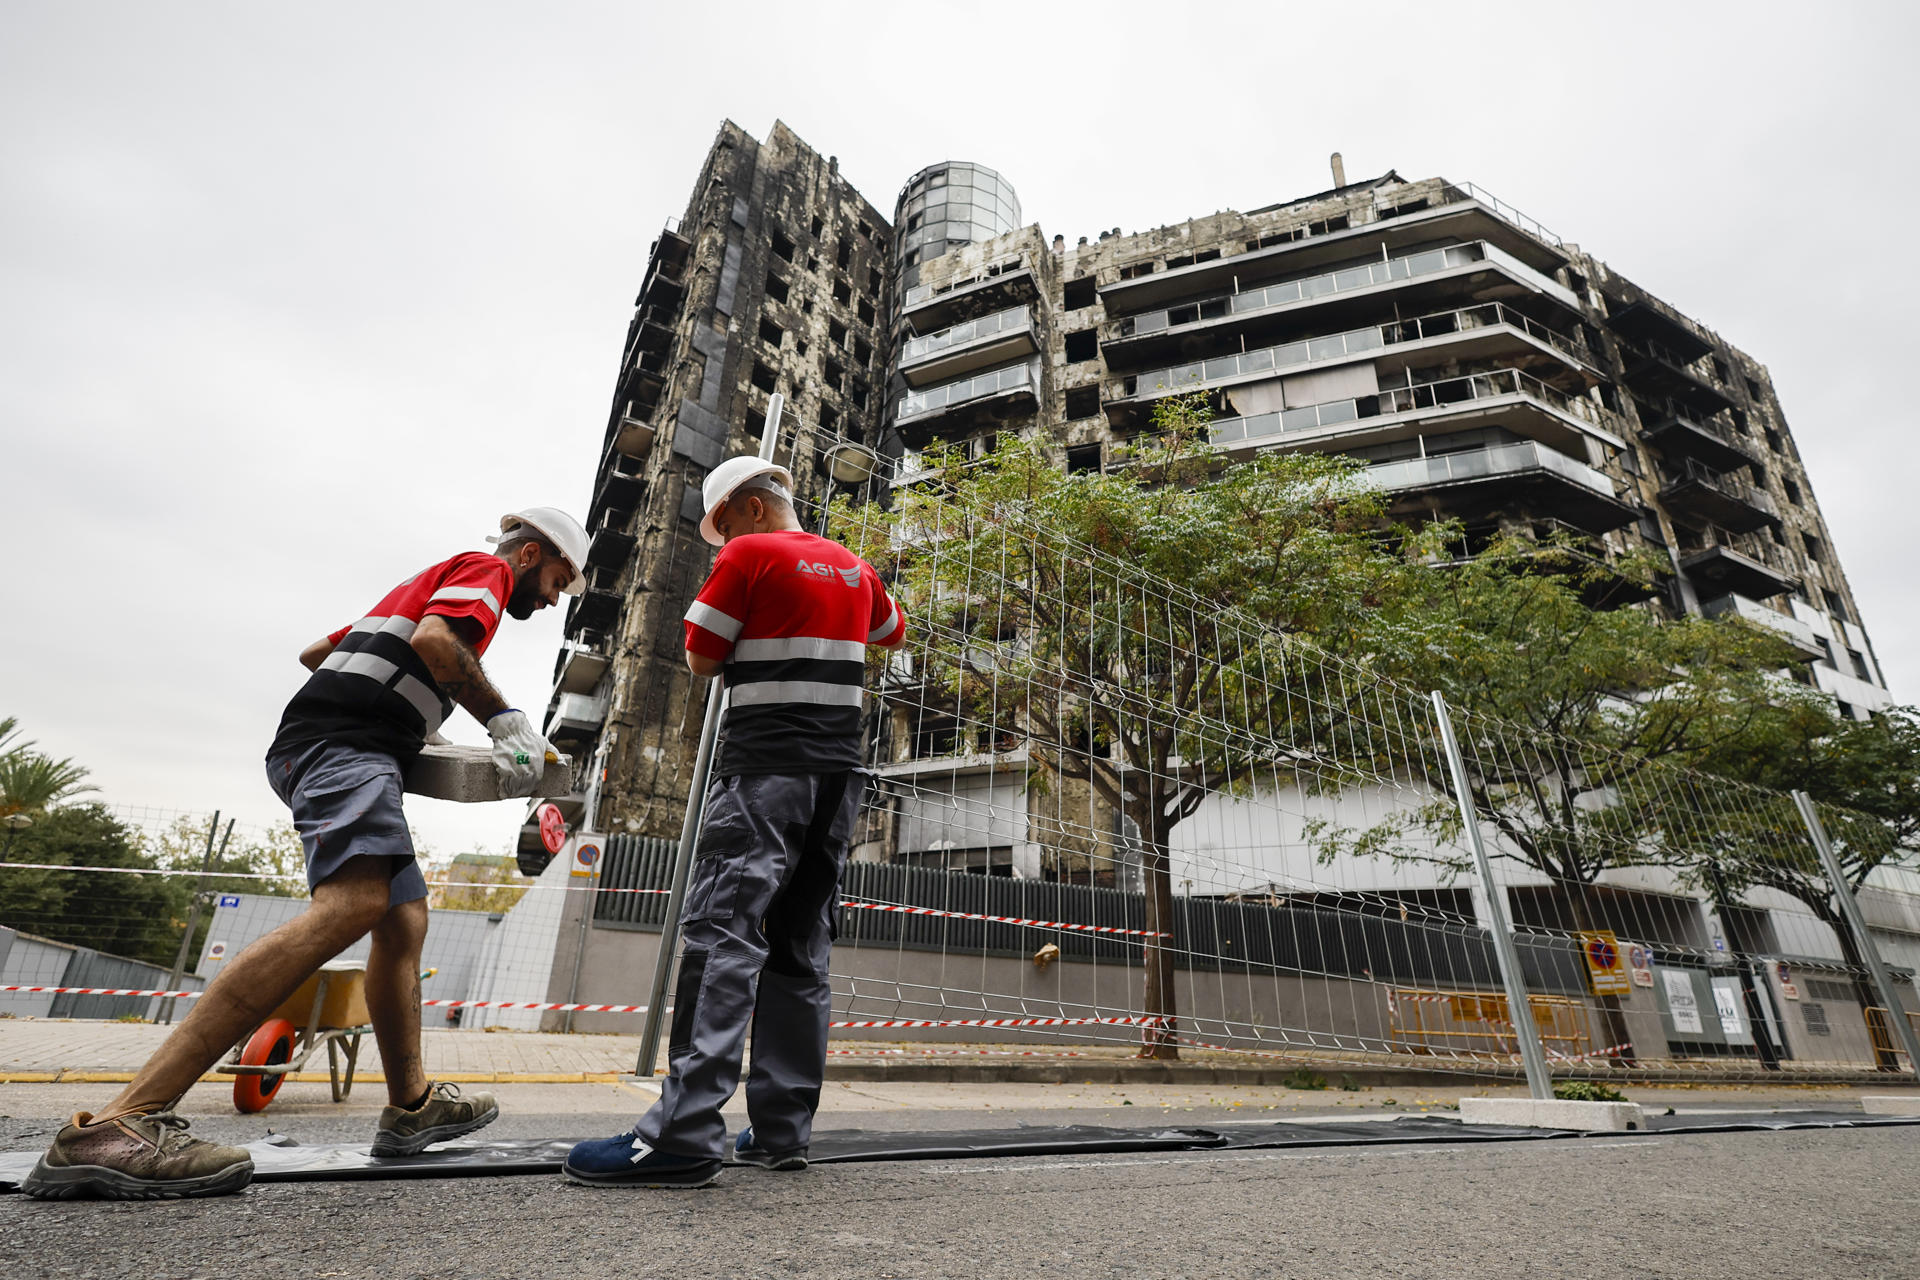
[233,1018,297,1114]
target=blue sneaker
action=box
[733,1125,807,1171]
[563,1132,721,1188]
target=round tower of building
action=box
[893,162,1021,289]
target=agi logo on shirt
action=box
[795,560,862,588]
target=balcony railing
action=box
[1364,441,1615,500]
[902,253,1029,309]
[1206,367,1617,449]
[900,305,1032,366]
[895,360,1036,425]
[1117,301,1593,401]
[1700,594,1822,653]
[1112,239,1572,341]
[1660,457,1780,528]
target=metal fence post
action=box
[160,813,231,1025]
[1791,790,1920,1075]
[633,393,783,1076]
[1430,692,1554,1099]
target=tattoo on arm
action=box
[413,616,510,724]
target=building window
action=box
[765,273,790,304]
[836,240,852,270]
[1745,375,1763,398]
[758,317,783,347]
[857,298,876,325]
[1066,443,1102,474]
[867,267,882,295]
[1118,261,1156,280]
[1803,531,1826,563]
[809,216,823,238]
[1711,356,1730,383]
[1064,276,1096,310]
[828,318,848,347]
[1766,427,1785,453]
[1064,329,1100,364]
[770,230,795,263]
[850,380,868,410]
[1783,477,1801,505]
[854,336,872,366]
[824,358,844,391]
[858,220,874,240]
[1824,589,1848,621]
[750,361,777,393]
[832,279,852,306]
[1064,385,1100,421]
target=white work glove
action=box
[486,709,552,799]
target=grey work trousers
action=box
[634,769,864,1159]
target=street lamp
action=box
[814,441,882,536]
[2,812,33,860]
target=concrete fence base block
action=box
[405,744,573,803]
[1860,1095,1920,1117]
[1458,1097,1646,1131]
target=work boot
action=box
[563,1132,722,1188]
[22,1112,253,1201]
[371,1081,499,1156]
[732,1125,807,1171]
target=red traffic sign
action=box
[537,803,569,855]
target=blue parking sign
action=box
[218,894,241,908]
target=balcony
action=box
[1813,664,1895,715]
[1099,186,1568,316]
[1365,441,1637,533]
[629,304,678,358]
[1604,300,1711,364]
[1640,408,1756,474]
[1700,594,1823,660]
[1202,367,1624,463]
[586,511,636,571]
[900,255,1038,333]
[1680,543,1796,600]
[893,360,1039,443]
[610,411,655,463]
[1659,459,1780,533]
[589,452,645,528]
[545,690,609,745]
[1105,301,1599,428]
[1101,240,1580,371]
[553,644,610,695]
[563,566,623,641]
[898,305,1038,388]
[1619,342,1733,417]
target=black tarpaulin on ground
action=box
[2,1113,1915,1190]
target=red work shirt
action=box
[684,529,906,775]
[269,552,515,761]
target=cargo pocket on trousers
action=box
[681,799,754,923]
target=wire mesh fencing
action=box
[4,402,1916,1088]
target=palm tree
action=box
[0,716,97,815]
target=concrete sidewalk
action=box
[0,1017,1477,1086]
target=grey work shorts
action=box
[266,742,427,909]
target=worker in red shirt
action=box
[566,457,906,1189]
[25,508,589,1201]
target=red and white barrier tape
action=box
[839,900,1170,939]
[0,861,672,896]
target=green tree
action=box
[842,396,1429,1057]
[1308,531,1825,1060]
[0,715,98,816]
[0,805,188,966]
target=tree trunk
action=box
[1137,808,1180,1060]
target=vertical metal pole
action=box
[1430,692,1554,1099]
[160,814,231,1024]
[1792,791,1920,1074]
[634,393,783,1076]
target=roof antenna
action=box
[1330,152,1347,187]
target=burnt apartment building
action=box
[524,120,1892,860]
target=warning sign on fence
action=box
[1580,930,1631,996]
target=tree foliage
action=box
[843,396,1432,1055]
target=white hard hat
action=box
[699,456,795,547]
[491,507,590,595]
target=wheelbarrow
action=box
[217,962,436,1113]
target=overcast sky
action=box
[3,1,1914,857]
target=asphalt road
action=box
[2,1085,1916,1280]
